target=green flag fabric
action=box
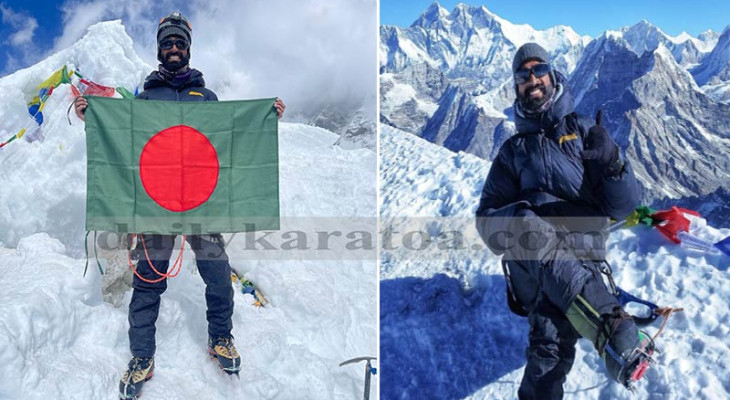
[85,96,279,234]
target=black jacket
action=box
[136,68,218,102]
[475,73,639,257]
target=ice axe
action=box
[340,356,377,400]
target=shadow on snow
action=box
[380,273,528,399]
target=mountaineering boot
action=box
[566,292,655,391]
[119,357,154,399]
[605,327,656,390]
[208,336,242,375]
[597,305,656,389]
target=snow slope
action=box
[0,21,377,399]
[380,125,730,400]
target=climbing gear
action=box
[597,260,683,329]
[231,272,269,307]
[119,357,154,399]
[208,336,241,376]
[340,356,377,400]
[604,330,656,391]
[564,259,681,390]
[126,234,186,284]
[566,293,658,390]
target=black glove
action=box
[581,125,624,176]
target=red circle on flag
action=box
[139,125,219,212]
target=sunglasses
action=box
[514,63,551,84]
[159,38,189,50]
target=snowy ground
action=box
[380,125,730,400]
[0,22,377,400]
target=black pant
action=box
[128,234,234,358]
[518,301,580,400]
[507,257,632,400]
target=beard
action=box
[519,81,554,113]
[161,51,190,71]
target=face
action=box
[516,60,553,111]
[159,35,190,70]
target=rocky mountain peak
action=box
[411,2,450,28]
[692,25,730,85]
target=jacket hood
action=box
[143,68,206,90]
[514,71,575,134]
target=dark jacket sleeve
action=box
[576,116,639,220]
[475,142,530,255]
[205,89,218,101]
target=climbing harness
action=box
[596,259,683,339]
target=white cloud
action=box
[54,0,178,53]
[9,18,38,46]
[51,0,376,120]
[0,4,39,46]
[54,1,112,50]
[188,0,377,117]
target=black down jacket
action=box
[475,73,639,258]
[136,68,218,102]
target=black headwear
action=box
[157,11,192,43]
[157,11,192,67]
[512,42,556,86]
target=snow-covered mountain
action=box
[380,2,589,80]
[692,26,730,103]
[617,20,717,67]
[380,125,730,400]
[698,29,721,47]
[381,2,730,228]
[0,21,377,399]
[308,103,376,150]
[569,33,730,204]
[380,2,589,161]
[692,26,730,85]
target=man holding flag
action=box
[75,11,285,399]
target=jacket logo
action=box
[559,133,578,145]
[188,91,204,97]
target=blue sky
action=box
[380,0,730,37]
[0,0,194,76]
[0,0,58,74]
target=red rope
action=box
[127,234,186,284]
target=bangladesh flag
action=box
[85,96,279,234]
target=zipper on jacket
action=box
[541,112,556,193]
